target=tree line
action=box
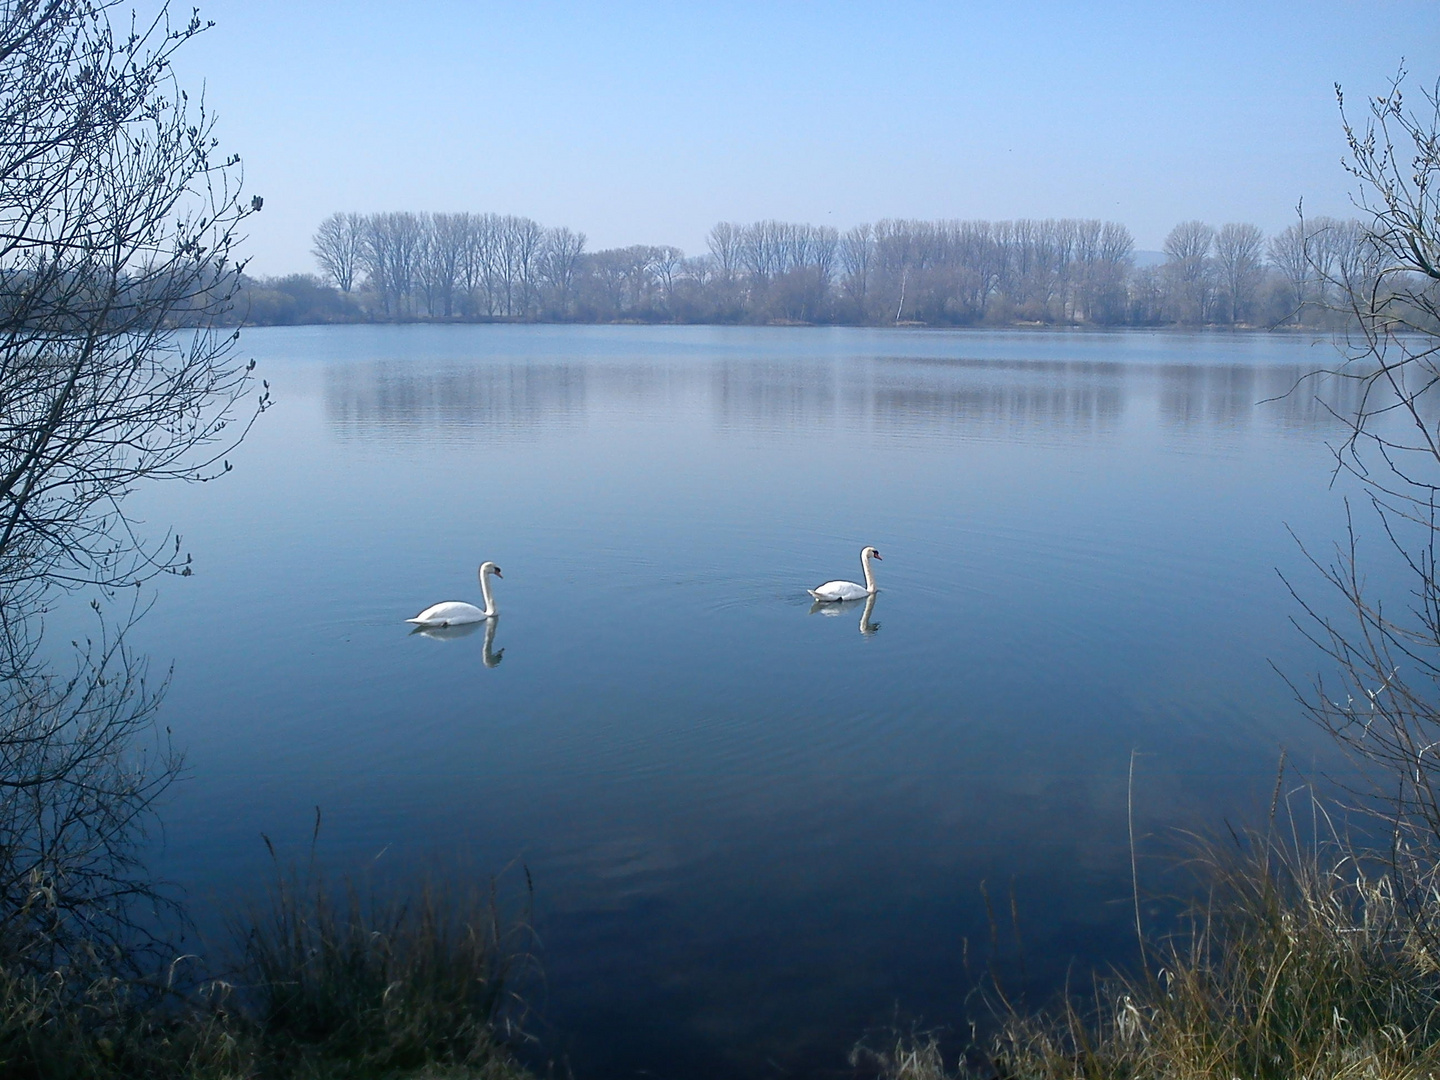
[232,210,1387,328]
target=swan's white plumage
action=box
[407,561,502,626]
[808,546,881,602]
[408,600,489,626]
[808,580,869,602]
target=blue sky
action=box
[171,1,1440,276]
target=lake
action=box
[126,324,1379,1078]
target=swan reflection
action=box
[808,592,880,636]
[410,616,506,666]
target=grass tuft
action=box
[856,816,1440,1080]
[0,847,535,1079]
[988,823,1440,1079]
[240,863,533,1077]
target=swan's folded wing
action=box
[811,579,866,601]
[407,600,486,625]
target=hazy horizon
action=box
[172,0,1440,278]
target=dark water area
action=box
[119,325,1388,1078]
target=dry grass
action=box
[0,952,246,1079]
[851,1029,953,1080]
[0,847,535,1080]
[237,855,535,1079]
[857,819,1440,1080]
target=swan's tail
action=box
[806,589,824,601]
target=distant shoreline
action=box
[247,214,1362,332]
[220,315,1333,334]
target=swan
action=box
[808,546,881,602]
[407,562,502,626]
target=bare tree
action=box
[489,215,527,317]
[1162,220,1217,324]
[0,0,262,978]
[509,217,545,318]
[1287,69,1440,938]
[1214,222,1266,325]
[364,212,423,317]
[1269,220,1315,325]
[707,222,741,283]
[312,212,366,293]
[0,0,264,593]
[840,224,875,315]
[421,212,468,317]
[537,226,585,318]
[652,245,685,311]
[1092,222,1135,324]
[300,207,1172,328]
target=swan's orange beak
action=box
[873,552,882,560]
[493,567,503,578]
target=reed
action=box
[0,949,244,1079]
[859,818,1440,1080]
[237,852,535,1078]
[0,846,535,1079]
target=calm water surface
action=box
[128,325,1379,1078]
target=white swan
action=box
[808,546,881,602]
[407,561,502,626]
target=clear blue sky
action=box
[170,1,1440,276]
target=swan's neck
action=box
[479,572,498,616]
[861,553,877,593]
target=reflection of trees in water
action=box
[326,361,588,435]
[711,362,840,432]
[0,593,179,973]
[322,350,1373,442]
[1158,364,1371,431]
[872,382,1123,434]
[711,358,1123,437]
[1160,364,1261,429]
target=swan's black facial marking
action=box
[492,566,503,578]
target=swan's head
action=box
[862,546,882,561]
[480,561,503,579]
